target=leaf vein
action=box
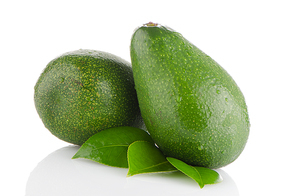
[86,143,129,149]
[134,161,169,173]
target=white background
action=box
[1,0,296,195]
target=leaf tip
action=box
[199,183,205,189]
[126,171,134,177]
[71,153,79,159]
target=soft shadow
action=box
[26,146,239,196]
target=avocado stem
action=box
[144,22,158,27]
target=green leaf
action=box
[167,157,204,188]
[194,167,222,185]
[72,126,154,168]
[127,141,177,176]
[167,157,222,188]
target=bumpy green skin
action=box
[130,25,250,169]
[35,49,144,145]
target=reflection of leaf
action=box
[127,141,177,176]
[72,126,154,168]
[167,157,222,188]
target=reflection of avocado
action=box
[34,49,143,145]
[130,23,250,169]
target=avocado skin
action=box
[35,49,144,145]
[130,25,250,169]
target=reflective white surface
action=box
[26,146,239,196]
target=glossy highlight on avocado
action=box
[130,23,250,169]
[34,49,144,145]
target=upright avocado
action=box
[35,49,144,145]
[130,23,250,169]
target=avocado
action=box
[34,49,144,145]
[130,23,250,169]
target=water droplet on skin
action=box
[177,96,182,102]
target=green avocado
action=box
[130,23,250,169]
[34,49,144,145]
